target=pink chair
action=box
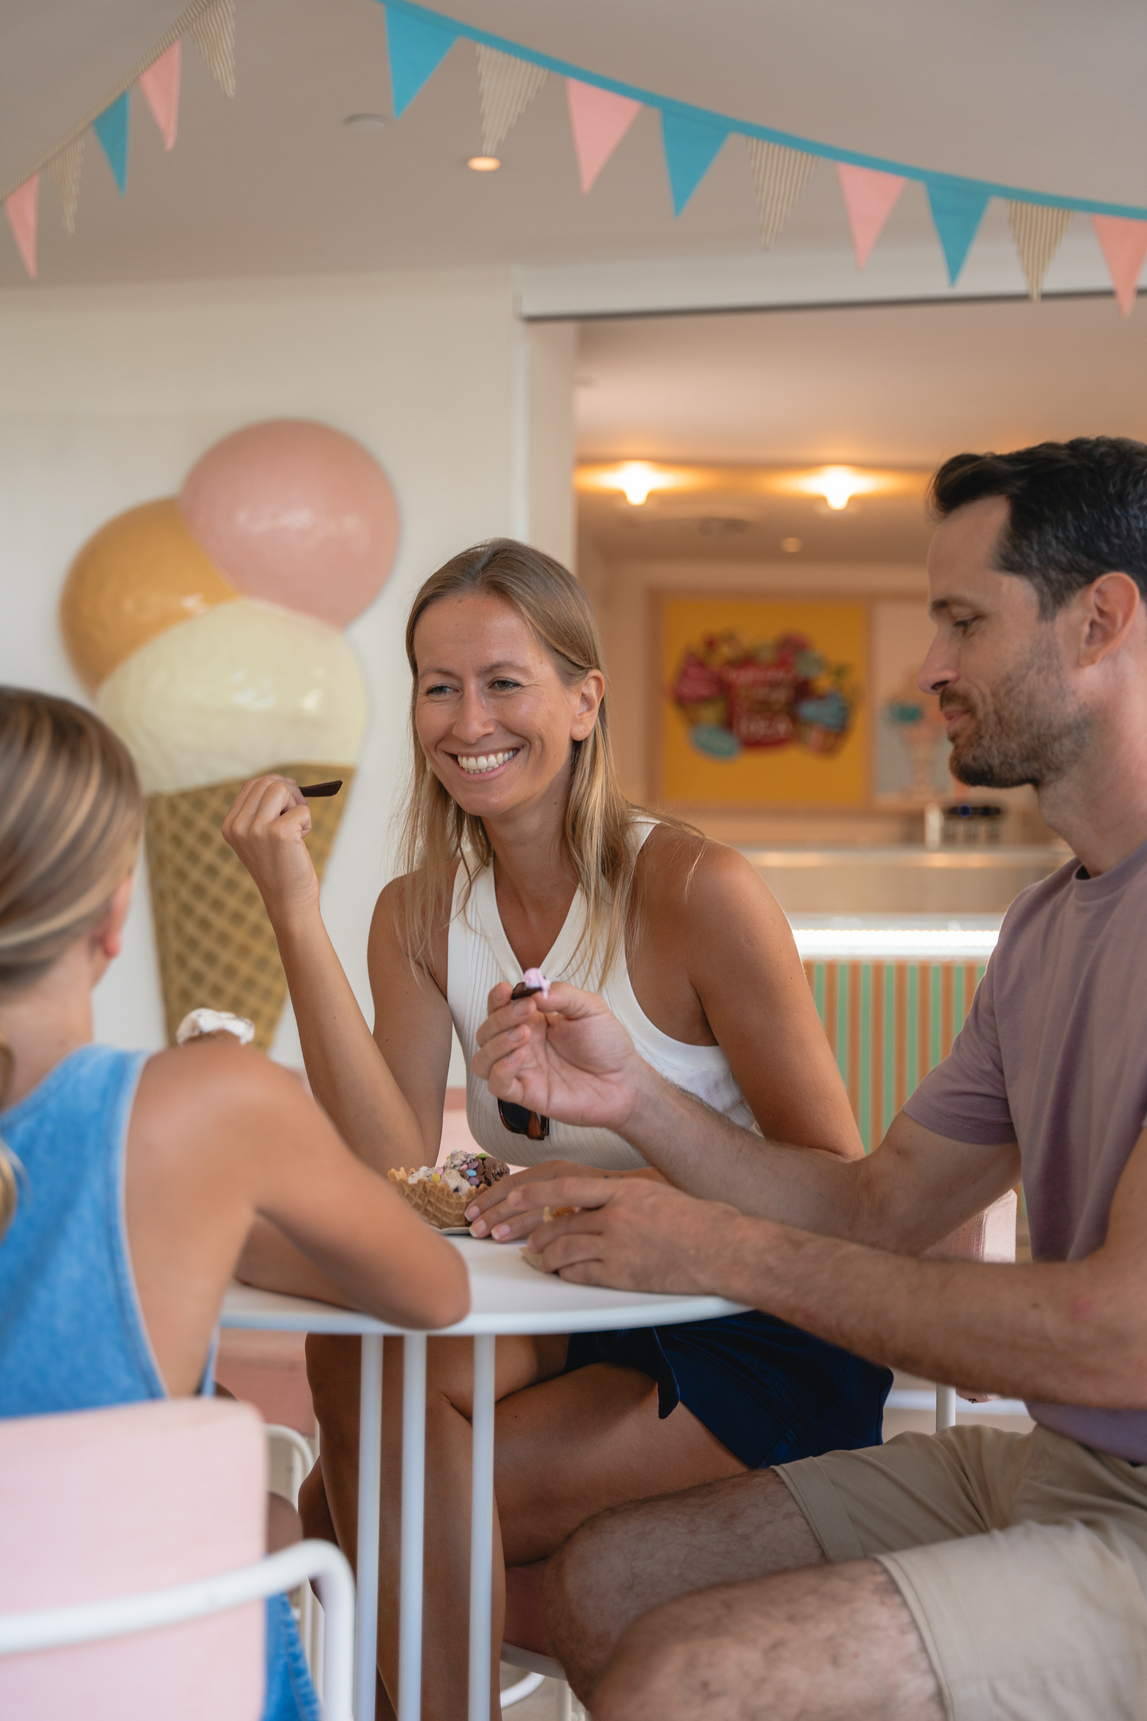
[0,1397,353,1721]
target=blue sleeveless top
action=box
[0,1044,318,1721]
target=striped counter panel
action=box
[804,961,988,1152]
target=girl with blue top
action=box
[0,688,469,1721]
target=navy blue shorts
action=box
[563,1312,891,1470]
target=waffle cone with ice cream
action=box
[389,1151,511,1231]
[59,422,399,1049]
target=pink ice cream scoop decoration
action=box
[520,968,551,999]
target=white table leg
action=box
[935,1384,957,1431]
[398,1333,428,1721]
[355,1335,384,1721]
[468,1335,497,1721]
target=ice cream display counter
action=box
[742,844,1067,916]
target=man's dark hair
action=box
[929,437,1147,617]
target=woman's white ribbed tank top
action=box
[446,821,759,1171]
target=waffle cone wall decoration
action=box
[57,421,399,1053]
[145,763,353,1050]
[387,1168,471,1230]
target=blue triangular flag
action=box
[385,5,459,118]
[93,92,130,194]
[661,109,729,215]
[926,179,991,283]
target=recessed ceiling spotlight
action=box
[343,113,389,132]
[780,536,803,553]
[792,466,883,511]
[468,155,501,171]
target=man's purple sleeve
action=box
[901,956,1017,1144]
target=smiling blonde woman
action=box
[223,537,891,1721]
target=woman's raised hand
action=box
[472,980,646,1133]
[222,775,320,929]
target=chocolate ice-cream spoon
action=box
[299,779,343,798]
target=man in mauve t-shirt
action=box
[472,437,1147,1721]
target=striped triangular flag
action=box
[1008,202,1073,300]
[476,45,546,156]
[47,136,85,237]
[190,0,235,98]
[746,139,816,250]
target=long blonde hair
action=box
[0,688,143,1242]
[400,539,641,980]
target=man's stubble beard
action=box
[944,628,1092,791]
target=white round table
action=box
[222,1235,746,1721]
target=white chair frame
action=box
[501,1644,585,1718]
[0,1537,354,1721]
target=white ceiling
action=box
[577,295,1147,466]
[3,0,1147,287]
[575,294,1147,561]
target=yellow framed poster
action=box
[655,593,870,809]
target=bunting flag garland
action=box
[47,137,85,237]
[476,46,547,156]
[1008,202,1073,300]
[926,180,991,283]
[189,0,237,98]
[379,0,1147,313]
[1,0,233,278]
[3,0,1147,312]
[566,80,641,193]
[3,175,39,279]
[836,163,906,268]
[93,92,130,195]
[661,110,730,215]
[746,139,816,250]
[1091,215,1147,316]
[140,41,182,151]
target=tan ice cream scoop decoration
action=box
[60,420,399,1050]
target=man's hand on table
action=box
[472,980,651,1134]
[473,1173,749,1297]
[466,1159,665,1241]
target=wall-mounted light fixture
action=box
[467,155,501,171]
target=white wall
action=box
[0,268,573,1071]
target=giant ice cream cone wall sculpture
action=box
[60,421,399,1049]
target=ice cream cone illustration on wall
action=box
[60,421,399,1049]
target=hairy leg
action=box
[544,1469,820,1696]
[596,1560,943,1721]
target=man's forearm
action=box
[713,1215,1146,1408]
[621,1063,866,1233]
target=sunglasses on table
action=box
[497,979,551,1141]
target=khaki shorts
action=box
[776,1423,1147,1721]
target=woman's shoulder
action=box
[635,823,772,920]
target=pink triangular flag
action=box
[566,79,641,193]
[836,162,906,269]
[1092,214,1147,316]
[140,40,181,150]
[4,174,39,279]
